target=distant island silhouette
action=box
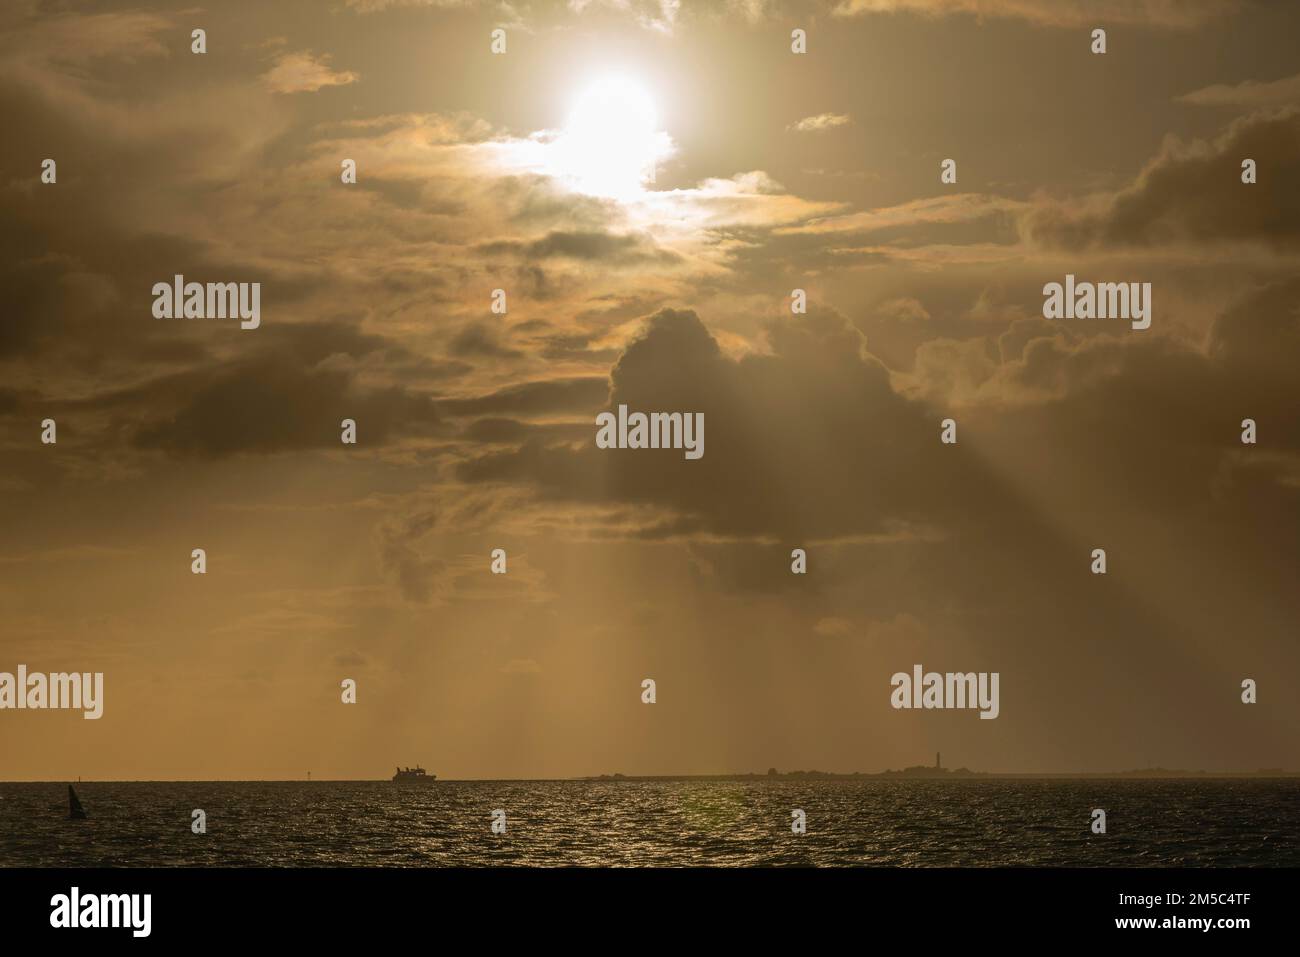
[582,754,1298,782]
[584,769,1298,781]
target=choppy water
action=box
[1,778,1295,867]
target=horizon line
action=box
[7,768,1299,784]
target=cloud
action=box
[457,306,992,543]
[0,7,285,171]
[478,230,681,265]
[128,322,443,457]
[788,113,852,134]
[0,545,137,565]
[345,0,471,9]
[449,321,524,359]
[261,51,359,94]
[568,0,683,33]
[1022,109,1300,250]
[346,0,1236,29]
[0,9,174,80]
[781,193,1025,237]
[832,0,1239,28]
[345,0,682,33]
[1178,73,1300,108]
[439,377,610,417]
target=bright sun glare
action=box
[549,75,672,200]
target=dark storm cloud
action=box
[1023,109,1300,250]
[457,307,1012,541]
[0,104,341,387]
[131,355,442,457]
[118,320,446,458]
[0,154,225,370]
[987,276,1300,422]
[975,277,1300,527]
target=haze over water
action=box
[2,779,1295,867]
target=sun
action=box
[549,75,673,200]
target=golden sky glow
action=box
[1,0,1298,780]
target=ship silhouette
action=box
[392,765,436,783]
[68,785,87,820]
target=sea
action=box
[1,778,1295,867]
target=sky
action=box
[1,0,1298,780]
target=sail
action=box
[68,784,87,820]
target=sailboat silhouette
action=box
[68,785,87,820]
